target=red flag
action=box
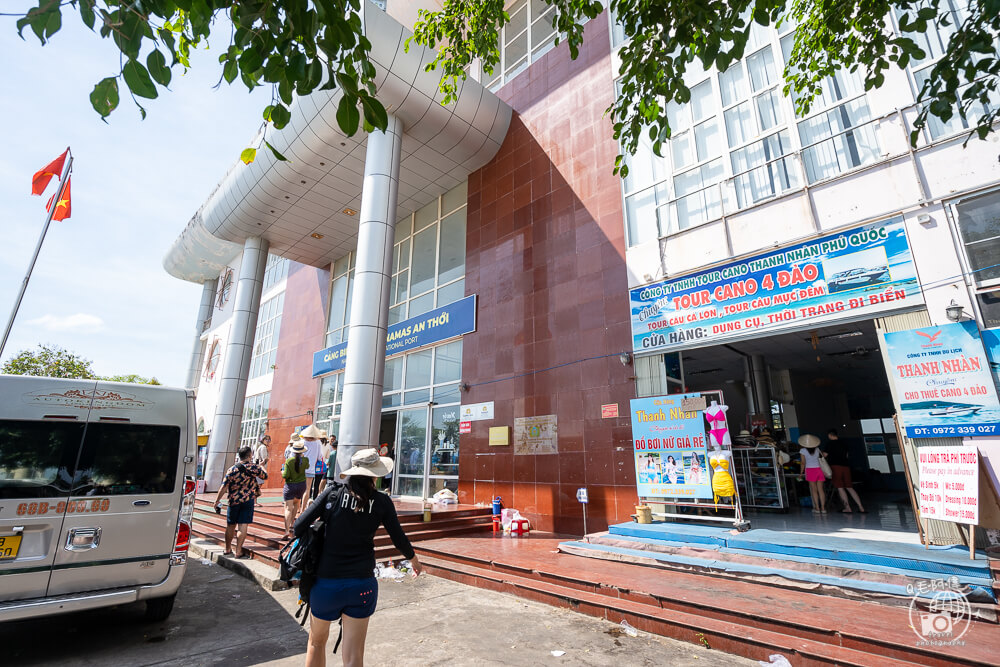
[31,149,68,196]
[45,177,72,221]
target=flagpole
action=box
[0,147,74,359]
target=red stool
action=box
[510,518,530,536]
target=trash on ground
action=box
[374,563,405,581]
[619,619,638,637]
[231,594,241,599]
[200,558,214,566]
[550,650,566,657]
[759,655,792,667]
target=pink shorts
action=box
[805,467,825,482]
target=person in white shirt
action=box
[253,434,271,506]
[297,424,325,502]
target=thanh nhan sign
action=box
[883,321,1000,438]
[312,294,477,377]
[630,216,921,354]
[630,394,712,500]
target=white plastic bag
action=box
[758,655,792,667]
[501,508,523,531]
[432,488,458,504]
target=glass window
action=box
[414,200,438,232]
[798,98,878,182]
[410,225,438,296]
[719,65,748,107]
[731,131,799,208]
[434,341,463,384]
[0,419,83,499]
[437,279,465,308]
[690,81,715,121]
[76,423,180,495]
[250,292,283,378]
[240,392,270,449]
[438,210,466,285]
[442,182,468,215]
[405,349,433,390]
[409,292,435,319]
[955,190,1000,286]
[384,356,403,393]
[262,254,289,291]
[746,47,777,92]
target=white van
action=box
[0,375,197,622]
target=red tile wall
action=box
[459,14,637,534]
[263,261,330,486]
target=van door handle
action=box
[133,500,151,506]
[65,527,102,551]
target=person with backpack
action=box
[282,440,310,539]
[293,447,424,667]
[213,445,267,558]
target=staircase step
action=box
[411,535,1000,667]
[563,539,997,612]
[418,554,927,667]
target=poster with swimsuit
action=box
[630,393,712,499]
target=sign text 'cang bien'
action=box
[312,295,476,377]
[630,217,921,353]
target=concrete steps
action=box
[412,535,1000,667]
[191,496,493,568]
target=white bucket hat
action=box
[340,447,394,479]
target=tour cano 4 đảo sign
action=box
[629,217,921,353]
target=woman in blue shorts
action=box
[294,448,423,667]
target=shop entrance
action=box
[677,319,919,542]
[391,403,461,499]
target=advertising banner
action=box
[312,294,476,377]
[513,415,558,455]
[883,321,1000,438]
[630,216,920,354]
[630,394,712,499]
[917,446,979,524]
[460,401,494,422]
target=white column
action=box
[337,114,403,474]
[185,278,217,390]
[204,237,269,491]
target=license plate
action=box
[0,534,22,560]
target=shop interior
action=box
[676,319,920,542]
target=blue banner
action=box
[630,216,922,353]
[630,394,712,499]
[884,321,1000,438]
[312,294,477,377]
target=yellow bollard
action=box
[635,504,652,524]
[423,501,432,522]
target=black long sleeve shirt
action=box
[293,483,415,579]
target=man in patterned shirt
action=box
[213,446,267,558]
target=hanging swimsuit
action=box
[704,405,731,447]
[709,455,736,505]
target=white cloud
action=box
[26,313,105,333]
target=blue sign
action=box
[630,394,712,499]
[312,294,477,377]
[884,321,1000,438]
[630,216,921,353]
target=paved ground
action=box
[1,558,760,666]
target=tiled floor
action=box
[746,492,921,544]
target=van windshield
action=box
[75,423,181,495]
[0,420,84,499]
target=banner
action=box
[630,394,712,499]
[630,216,920,353]
[917,446,979,524]
[883,321,1000,437]
[312,294,476,377]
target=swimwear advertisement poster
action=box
[630,394,712,499]
[883,321,1000,438]
[630,216,921,354]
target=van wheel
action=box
[144,594,176,622]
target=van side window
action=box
[0,420,84,499]
[75,423,180,495]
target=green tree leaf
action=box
[265,141,289,162]
[123,59,158,99]
[337,95,360,136]
[1,344,96,379]
[89,76,119,119]
[240,147,257,164]
[147,49,172,87]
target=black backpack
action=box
[278,484,343,651]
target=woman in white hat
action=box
[281,439,310,538]
[798,434,828,514]
[294,448,424,667]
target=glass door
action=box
[394,407,427,498]
[392,403,462,498]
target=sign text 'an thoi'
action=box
[312,295,477,377]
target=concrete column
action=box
[204,237,269,491]
[185,278,217,390]
[337,114,403,475]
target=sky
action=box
[0,9,270,386]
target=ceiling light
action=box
[342,208,357,216]
[311,233,324,239]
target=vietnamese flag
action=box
[45,177,72,221]
[31,149,68,196]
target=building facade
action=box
[169,2,1000,537]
